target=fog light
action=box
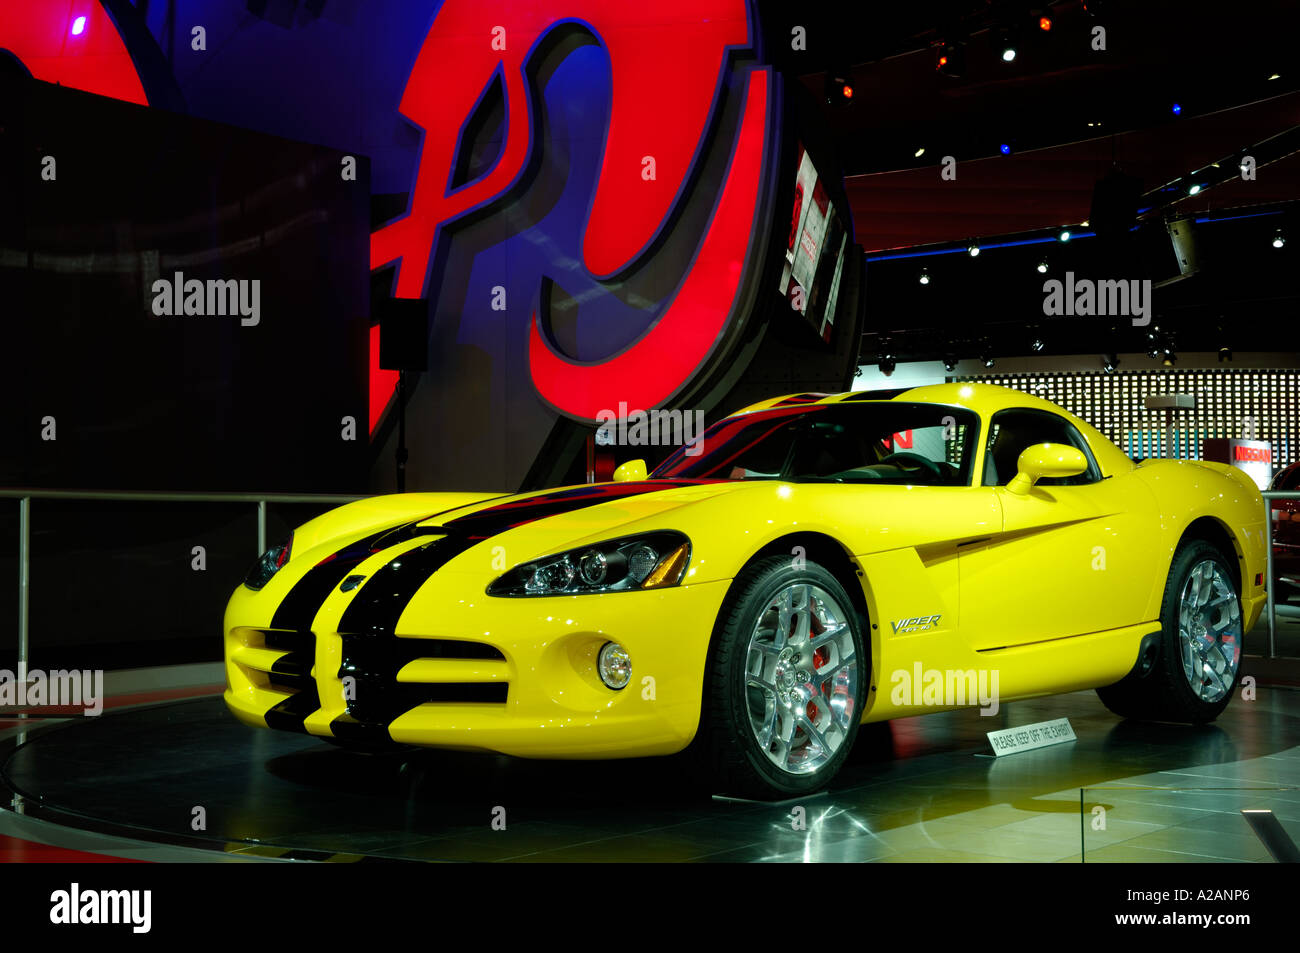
[597,642,631,690]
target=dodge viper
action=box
[224,383,1267,797]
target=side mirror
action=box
[1006,443,1087,495]
[612,459,648,483]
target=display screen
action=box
[779,143,849,343]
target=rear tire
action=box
[1097,539,1243,724]
[699,556,867,799]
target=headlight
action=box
[486,531,690,597]
[244,535,293,591]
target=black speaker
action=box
[1090,167,1143,241]
[377,297,429,371]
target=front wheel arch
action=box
[741,532,870,624]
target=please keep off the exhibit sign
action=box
[986,718,1077,756]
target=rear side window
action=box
[983,408,1101,487]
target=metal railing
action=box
[2,489,364,673]
[5,487,1299,670]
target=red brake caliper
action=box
[807,647,830,723]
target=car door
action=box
[959,407,1163,650]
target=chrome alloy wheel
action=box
[743,583,858,775]
[1178,559,1242,704]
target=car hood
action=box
[415,479,738,567]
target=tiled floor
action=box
[3,664,1298,862]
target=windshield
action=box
[652,402,979,486]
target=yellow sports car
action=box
[224,383,1267,798]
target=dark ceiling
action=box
[757,0,1300,366]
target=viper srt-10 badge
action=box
[891,615,942,634]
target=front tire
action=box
[1097,539,1243,724]
[700,556,867,799]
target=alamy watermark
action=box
[1042,272,1152,326]
[0,665,104,716]
[50,883,151,933]
[150,270,260,326]
[889,663,1000,715]
[595,402,705,456]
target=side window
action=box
[982,409,1101,487]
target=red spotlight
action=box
[1039,16,1053,31]
[824,71,854,106]
[935,42,966,77]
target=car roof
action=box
[733,382,1068,417]
[730,382,1134,477]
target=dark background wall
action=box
[0,73,369,669]
[0,77,370,493]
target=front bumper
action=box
[224,575,731,759]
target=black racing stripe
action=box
[269,651,312,680]
[270,529,394,632]
[337,535,479,636]
[264,497,510,633]
[272,482,692,633]
[434,480,702,539]
[263,684,321,733]
[337,480,700,638]
[328,714,401,747]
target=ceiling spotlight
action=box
[1000,143,1012,155]
[981,352,996,369]
[914,147,926,158]
[919,269,930,285]
[1268,73,1281,81]
[1102,353,1119,373]
[71,16,87,36]
[1218,346,1233,363]
[1030,336,1045,353]
[995,25,1019,63]
[1273,229,1285,249]
[1188,183,1202,195]
[1037,259,1048,274]
[824,72,854,105]
[877,338,896,377]
[943,354,958,373]
[1058,229,1072,242]
[1038,16,1053,31]
[1162,348,1176,367]
[968,243,981,257]
[936,42,966,77]
[1171,103,1182,116]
